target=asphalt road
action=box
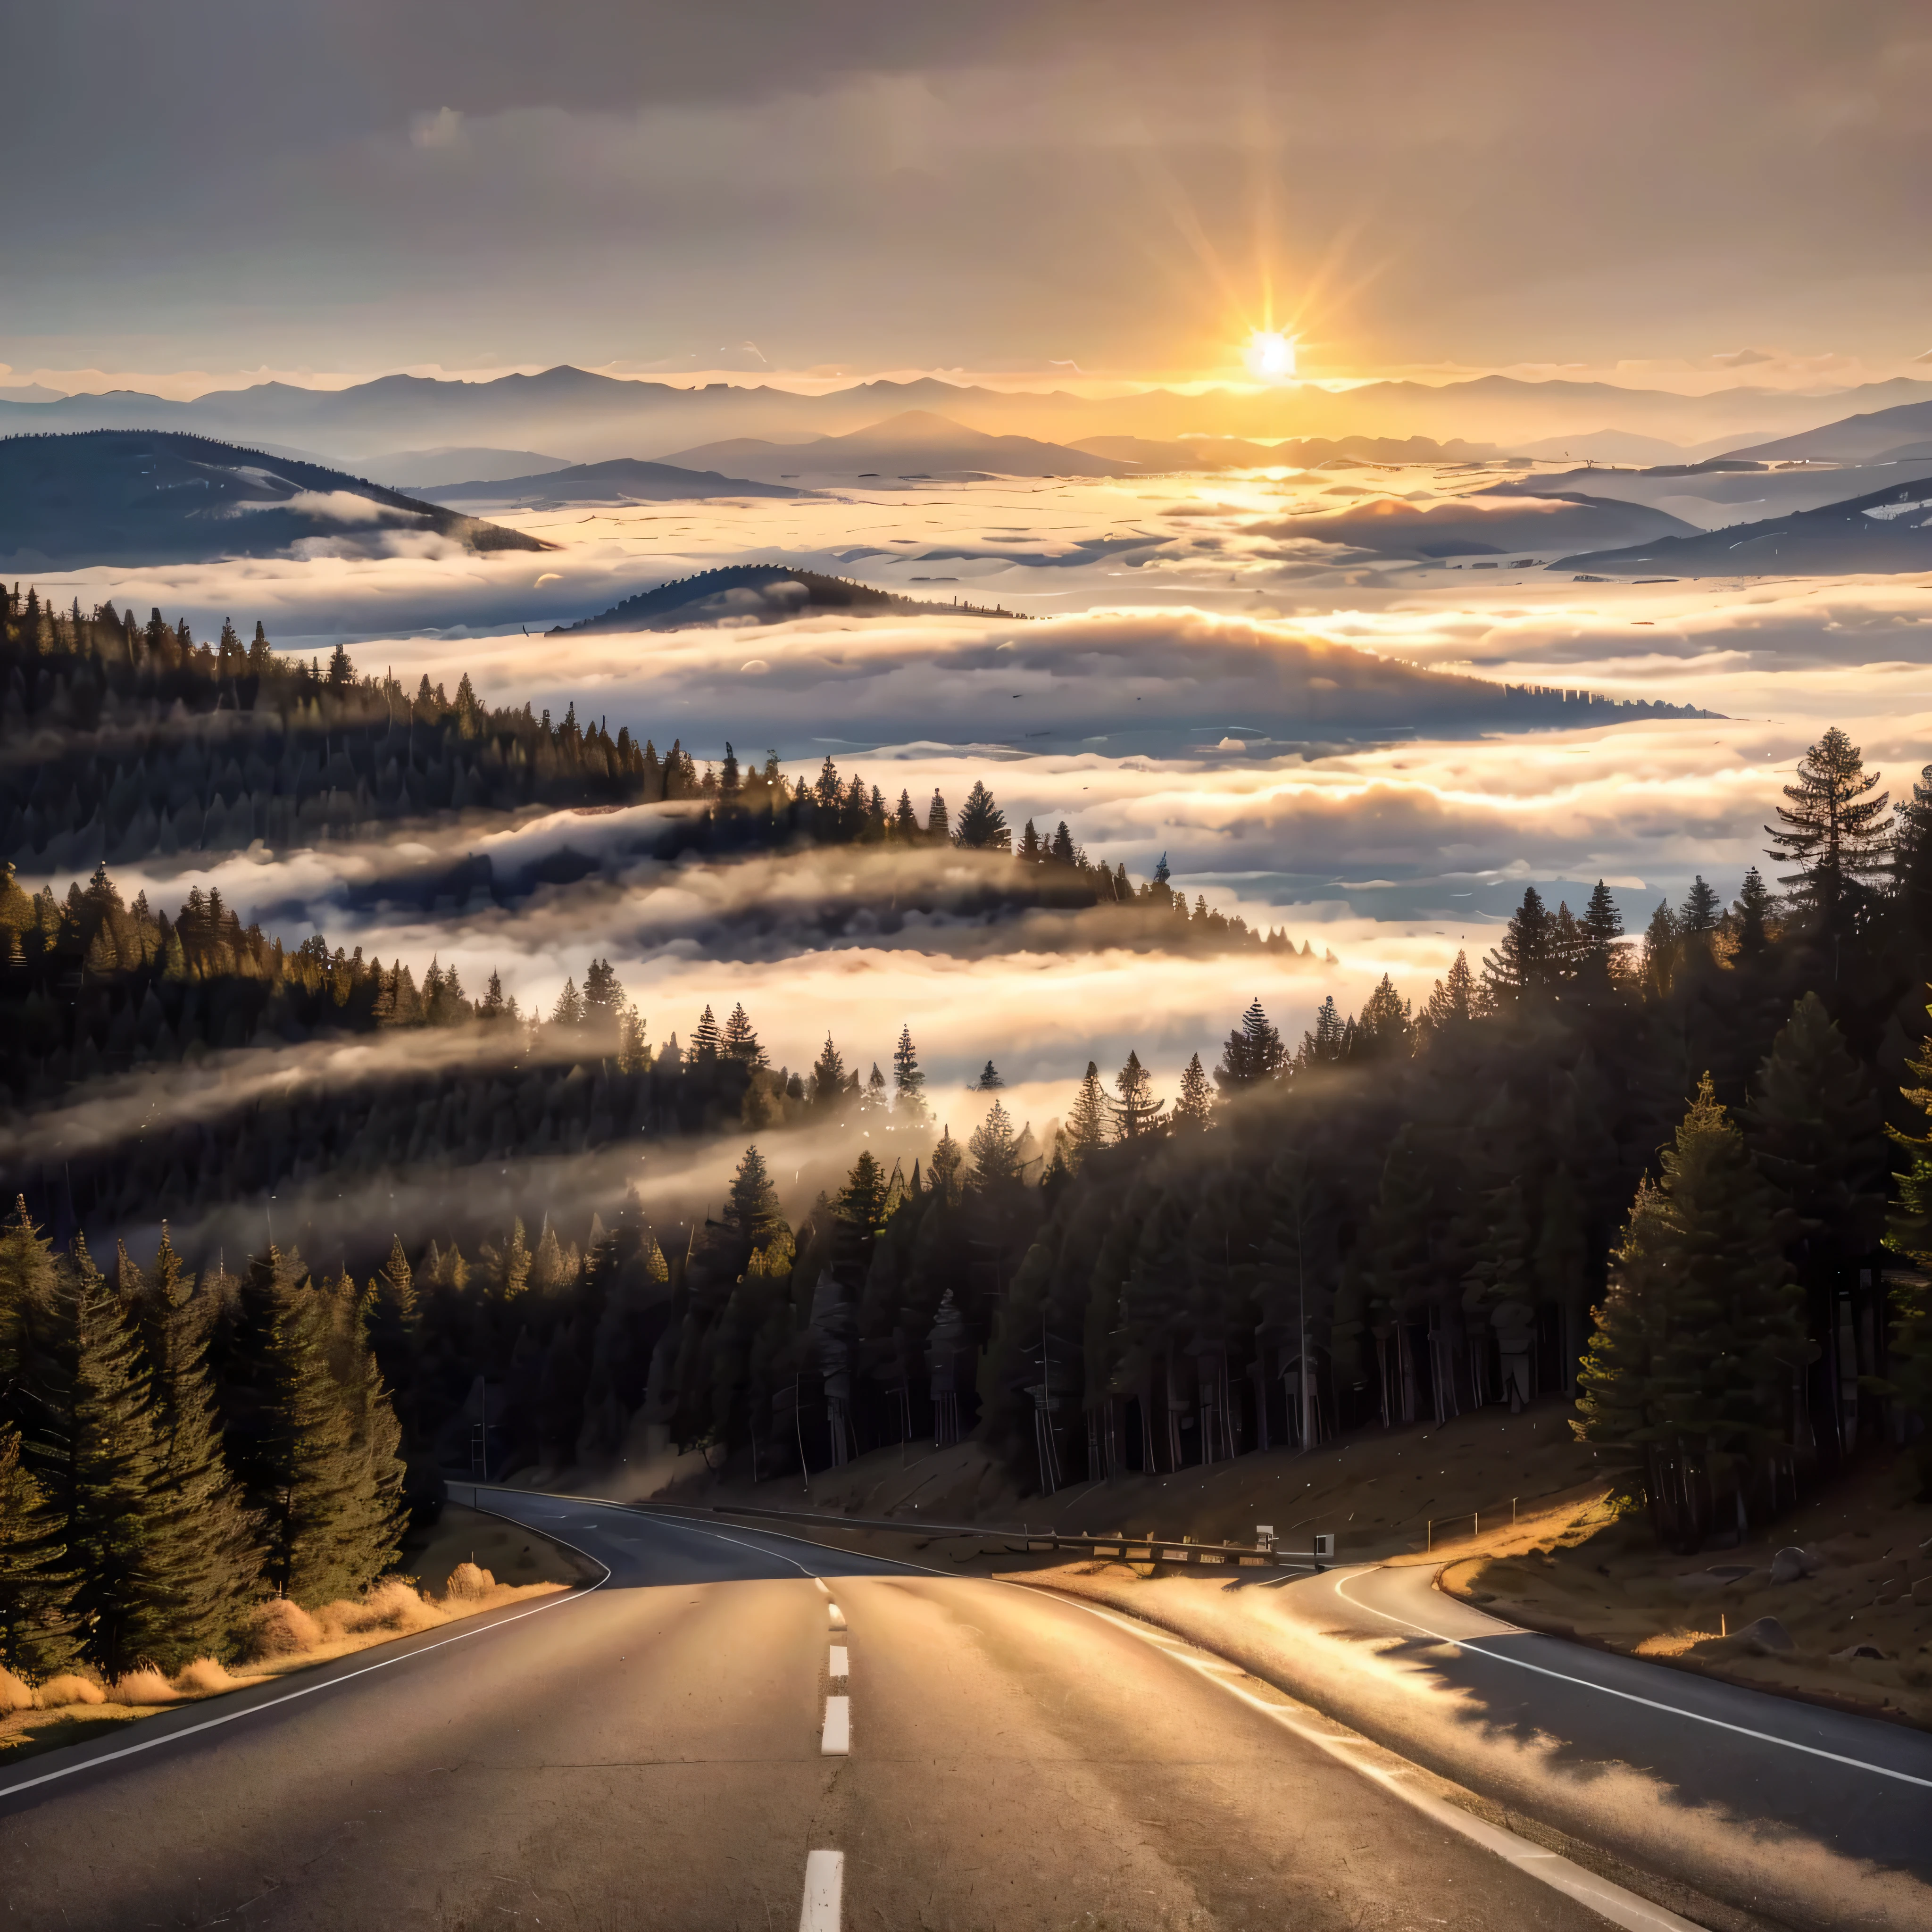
[1329,1562,1932,1865]
[0,1491,1685,1932]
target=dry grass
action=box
[1439,1452,1932,1727]
[108,1667,177,1705]
[1,1543,580,1767]
[33,1674,105,1709]
[174,1657,243,1694]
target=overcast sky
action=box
[6,2,1932,390]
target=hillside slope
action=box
[0,429,550,566]
[418,456,804,505]
[1557,472,1932,575]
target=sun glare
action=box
[1245,329,1296,383]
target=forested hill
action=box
[549,564,1025,633]
[0,429,552,566]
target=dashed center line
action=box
[822,1694,850,1755]
[799,1848,843,1930]
[827,1602,846,1629]
[829,1645,848,1679]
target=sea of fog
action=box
[17,470,1932,1133]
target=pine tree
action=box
[860,1062,889,1115]
[891,1024,929,1122]
[1574,1178,1675,1507]
[1171,1053,1213,1133]
[811,1034,848,1111]
[929,1127,965,1204]
[485,1219,532,1301]
[968,1099,1022,1186]
[1579,881,1625,981]
[1049,821,1077,866]
[1732,866,1774,964]
[0,1420,79,1679]
[925,791,949,840]
[1892,761,1932,951]
[1107,1051,1164,1140]
[721,1001,766,1068]
[954,780,1010,851]
[131,1231,264,1665]
[1064,1062,1109,1167]
[225,1249,405,1607]
[1214,998,1286,1092]
[549,978,584,1028]
[1482,886,1554,1002]
[1680,875,1721,938]
[723,1145,789,1249]
[834,1150,891,1247]
[719,741,741,805]
[1296,996,1346,1070]
[1749,992,1888,1279]
[1417,951,1477,1045]
[1346,976,1413,1063]
[49,1240,172,1674]
[1640,900,1680,999]
[1018,819,1043,863]
[366,1235,421,1389]
[690,1004,722,1063]
[974,1059,1004,1091]
[1581,1080,1802,1545]
[582,959,624,1033]
[1766,726,1891,930]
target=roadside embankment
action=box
[0,1503,587,1769]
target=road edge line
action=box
[0,1507,613,1805]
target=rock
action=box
[1737,1616,1795,1652]
[1769,1546,1817,1585]
[1831,1642,1887,1663]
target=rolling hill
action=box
[1555,472,1932,575]
[1728,398,1932,466]
[417,457,805,506]
[548,564,1011,634]
[0,429,551,567]
[1256,492,1699,560]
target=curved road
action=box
[1056,1555,1932,1932]
[1,1489,1686,1932]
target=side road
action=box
[1021,1555,1932,1932]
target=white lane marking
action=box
[829,1645,849,1679]
[1332,1570,1932,1791]
[815,1577,832,1597]
[828,1603,846,1629]
[1069,1601,1704,1932]
[0,1509,613,1805]
[822,1694,850,1755]
[799,1848,844,1931]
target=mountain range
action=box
[658,411,1135,483]
[7,365,1932,468]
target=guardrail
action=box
[459,1481,1332,1571]
[623,1497,1332,1572]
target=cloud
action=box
[233,490,428,526]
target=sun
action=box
[1244,330,1297,383]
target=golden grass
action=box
[108,1667,177,1705]
[0,1563,574,1766]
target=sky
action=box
[6,2,1932,395]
